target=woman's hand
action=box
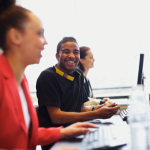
[101,98,117,107]
[60,122,98,139]
[102,98,110,102]
[104,101,116,107]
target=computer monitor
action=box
[132,53,150,105]
[132,53,145,87]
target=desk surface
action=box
[51,115,131,150]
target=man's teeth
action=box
[67,61,74,63]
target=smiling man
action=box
[36,37,120,130]
[56,39,79,75]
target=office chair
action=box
[34,105,40,122]
[34,105,42,150]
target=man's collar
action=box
[55,66,81,81]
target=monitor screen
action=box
[132,53,144,87]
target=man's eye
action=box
[64,51,70,54]
[74,51,79,55]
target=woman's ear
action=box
[7,28,22,45]
[80,58,84,64]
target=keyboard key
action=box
[82,124,127,150]
[110,125,117,139]
[93,130,99,141]
[119,109,130,121]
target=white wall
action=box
[21,0,150,92]
[16,0,21,5]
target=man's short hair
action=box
[56,37,79,54]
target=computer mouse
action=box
[111,104,118,107]
[100,100,106,105]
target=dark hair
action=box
[78,46,90,72]
[56,37,78,54]
[0,0,31,51]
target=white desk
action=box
[51,115,130,150]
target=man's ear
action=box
[7,28,22,45]
[56,53,59,61]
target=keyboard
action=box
[119,109,130,122]
[81,124,127,150]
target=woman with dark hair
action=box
[78,47,110,106]
[78,46,95,98]
[0,1,97,149]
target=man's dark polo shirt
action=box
[36,66,88,128]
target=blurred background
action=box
[16,0,150,94]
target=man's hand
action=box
[94,102,120,119]
[60,122,98,139]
